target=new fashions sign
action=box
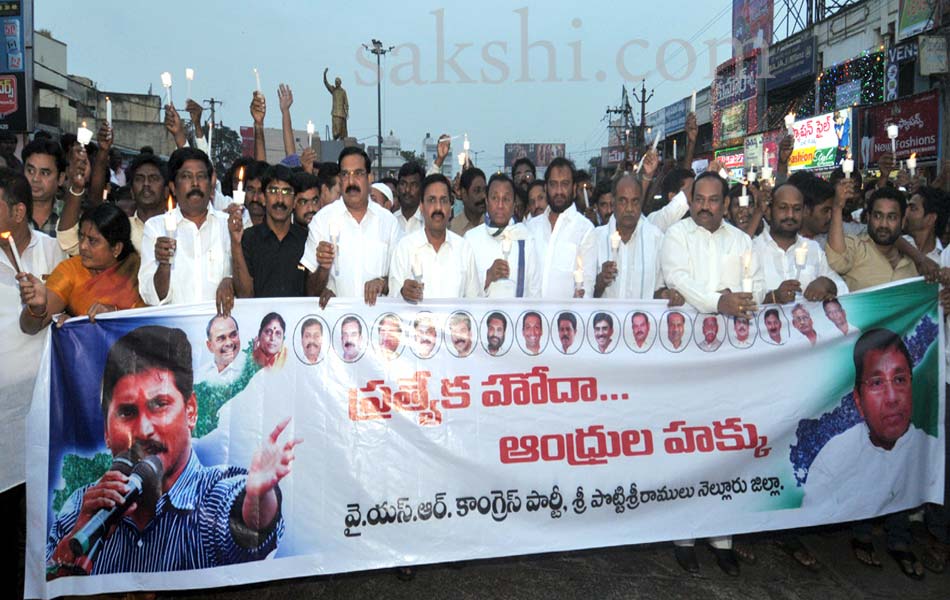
[863,90,941,165]
[27,281,944,597]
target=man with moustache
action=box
[630,312,652,350]
[732,317,753,348]
[395,161,425,233]
[827,188,918,291]
[340,315,364,362]
[447,313,474,357]
[791,304,818,346]
[198,315,246,385]
[752,184,845,305]
[292,172,320,227]
[376,313,402,360]
[412,313,438,358]
[557,312,578,353]
[592,312,614,353]
[697,315,721,351]
[22,139,66,237]
[230,165,307,298]
[522,311,543,355]
[511,157,536,199]
[763,308,784,344]
[666,312,687,350]
[300,318,324,364]
[390,174,481,302]
[140,148,237,308]
[526,180,547,220]
[485,312,507,356]
[465,173,541,298]
[823,299,858,336]
[450,167,486,236]
[303,148,400,308]
[902,187,946,261]
[527,157,596,298]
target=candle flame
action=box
[166,195,175,212]
[910,152,916,160]
[81,121,87,128]
[0,231,11,240]
[237,166,245,182]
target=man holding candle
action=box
[390,173,481,302]
[527,157,596,298]
[449,167,487,237]
[592,174,666,301]
[302,147,400,308]
[138,148,237,311]
[751,183,845,304]
[230,164,307,298]
[465,173,540,298]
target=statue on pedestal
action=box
[323,68,349,141]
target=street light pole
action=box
[364,39,394,178]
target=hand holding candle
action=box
[784,113,796,136]
[232,166,246,205]
[610,230,621,263]
[842,156,854,178]
[306,120,315,148]
[76,121,93,146]
[163,196,177,265]
[690,90,696,114]
[160,71,172,107]
[0,231,25,274]
[105,97,112,127]
[253,68,261,93]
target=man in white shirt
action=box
[465,173,540,298]
[197,315,247,386]
[696,315,722,351]
[390,174,481,301]
[301,147,400,307]
[139,148,237,308]
[592,174,665,300]
[527,157,595,298]
[751,183,846,305]
[661,171,761,575]
[1,169,65,497]
[394,162,425,234]
[902,187,945,262]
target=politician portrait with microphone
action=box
[46,325,301,576]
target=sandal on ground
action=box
[733,543,757,565]
[850,537,882,568]
[919,542,946,574]
[709,546,740,577]
[887,548,925,580]
[776,538,820,572]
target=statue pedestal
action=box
[322,138,362,163]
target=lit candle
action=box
[253,68,261,93]
[185,68,194,99]
[329,219,342,277]
[887,124,899,156]
[794,242,808,269]
[236,166,245,192]
[463,133,470,152]
[306,120,314,148]
[907,152,917,177]
[747,168,757,183]
[690,90,696,113]
[842,157,854,177]
[651,128,662,152]
[458,152,466,169]
[0,231,25,273]
[160,71,172,106]
[738,195,749,208]
[673,139,677,161]
[718,168,729,180]
[784,113,796,136]
[761,165,773,181]
[105,96,112,127]
[77,121,93,146]
[232,166,246,205]
[163,195,177,234]
[610,230,621,263]
[582,185,589,208]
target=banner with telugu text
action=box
[26,279,945,598]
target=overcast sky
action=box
[37,1,732,170]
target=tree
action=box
[400,149,426,169]
[210,124,243,175]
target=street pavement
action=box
[162,523,946,600]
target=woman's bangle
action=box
[68,185,86,197]
[27,304,48,319]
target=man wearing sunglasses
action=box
[230,164,308,298]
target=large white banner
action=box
[27,279,944,597]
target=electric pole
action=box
[605,86,634,169]
[631,79,654,151]
[203,97,223,165]
[363,39,394,178]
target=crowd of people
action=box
[1,86,950,590]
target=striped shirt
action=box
[46,451,283,574]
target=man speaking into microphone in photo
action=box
[46,325,301,576]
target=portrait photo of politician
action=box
[589,311,619,354]
[411,312,441,359]
[293,315,328,366]
[623,310,657,353]
[693,314,725,352]
[791,303,819,346]
[45,326,298,576]
[446,311,475,358]
[759,307,788,345]
[252,312,288,370]
[660,310,692,353]
[553,310,585,355]
[372,312,404,361]
[336,315,367,363]
[197,315,246,386]
[728,316,756,349]
[481,311,511,357]
[823,298,859,336]
[517,311,548,356]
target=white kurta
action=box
[751,231,848,294]
[591,216,665,299]
[389,228,481,299]
[527,204,596,298]
[395,207,424,234]
[464,223,541,298]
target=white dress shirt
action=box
[0,230,65,490]
[395,207,424,234]
[527,203,596,298]
[196,352,247,387]
[591,216,665,299]
[752,231,849,295]
[903,234,943,262]
[139,206,232,306]
[389,228,481,299]
[300,199,401,297]
[660,218,765,313]
[464,222,541,298]
[647,190,690,233]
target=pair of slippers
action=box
[851,537,925,580]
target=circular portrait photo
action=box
[333,314,368,363]
[659,310,692,353]
[371,312,405,361]
[409,311,443,359]
[252,312,289,370]
[551,310,585,355]
[445,310,477,358]
[587,310,621,354]
[293,314,330,366]
[623,310,658,353]
[693,313,726,352]
[480,310,514,357]
[516,310,550,356]
[758,306,790,346]
[727,315,757,350]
